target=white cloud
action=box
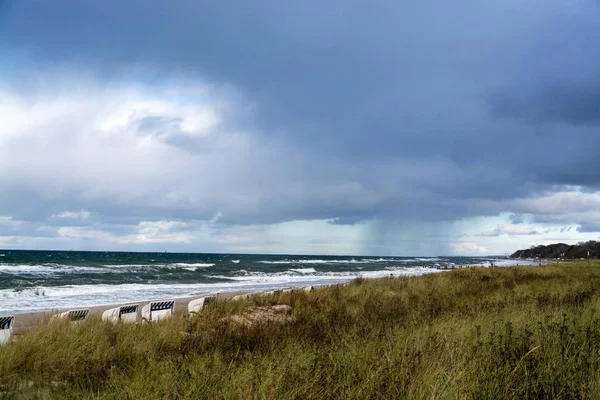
[480,224,538,237]
[0,216,26,232]
[1,75,599,255]
[0,76,265,220]
[57,220,193,244]
[449,242,489,255]
[53,211,91,220]
[511,190,600,227]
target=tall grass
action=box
[2,262,600,399]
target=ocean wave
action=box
[169,263,215,271]
[231,260,240,263]
[0,263,106,274]
[0,279,328,314]
[289,268,317,274]
[258,258,395,265]
[108,262,216,269]
[0,261,219,275]
[105,264,158,268]
[171,263,215,267]
[209,272,357,283]
[210,266,441,283]
[0,265,448,314]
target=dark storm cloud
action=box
[1,0,600,228]
[488,81,600,126]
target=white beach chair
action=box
[51,309,89,322]
[232,292,258,301]
[0,315,15,345]
[102,304,139,324]
[188,295,217,314]
[141,300,175,322]
[263,287,292,296]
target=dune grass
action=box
[2,261,600,399]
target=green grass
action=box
[2,261,600,399]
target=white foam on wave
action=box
[0,262,216,274]
[289,268,317,274]
[107,262,215,272]
[0,277,344,314]
[209,266,440,284]
[0,263,449,314]
[259,258,394,265]
[171,263,215,268]
[0,263,106,274]
[0,258,475,314]
[232,260,240,263]
[107,264,157,268]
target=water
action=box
[0,250,528,314]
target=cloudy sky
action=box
[0,0,599,256]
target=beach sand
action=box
[11,289,256,332]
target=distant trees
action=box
[511,241,599,259]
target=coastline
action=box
[4,261,599,398]
[7,259,545,332]
[1,254,513,316]
[11,289,253,332]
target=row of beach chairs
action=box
[0,285,321,345]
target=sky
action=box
[0,0,599,256]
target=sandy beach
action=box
[11,289,256,332]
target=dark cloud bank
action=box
[1,0,600,234]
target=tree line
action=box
[511,241,600,259]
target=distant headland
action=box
[511,240,599,259]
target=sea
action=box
[0,250,532,314]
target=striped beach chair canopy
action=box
[51,309,90,322]
[68,309,89,321]
[102,304,139,323]
[142,300,175,322]
[0,315,14,330]
[150,301,175,311]
[119,305,138,314]
[0,315,15,345]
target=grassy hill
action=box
[2,261,600,398]
[511,241,600,259]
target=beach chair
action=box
[0,315,15,345]
[188,295,217,314]
[141,300,175,322]
[51,309,89,322]
[102,304,139,324]
[265,287,292,296]
[267,287,292,296]
[232,293,257,301]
